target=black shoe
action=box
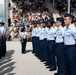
[32,51,35,53]
[46,66,50,68]
[2,55,5,57]
[49,68,56,71]
[45,63,50,66]
[54,73,58,75]
[22,52,26,54]
[40,59,45,62]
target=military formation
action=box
[31,13,76,75]
[19,13,76,75]
[0,22,7,59]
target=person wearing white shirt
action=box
[35,22,41,58]
[0,27,2,59]
[64,13,76,75]
[19,28,27,54]
[46,20,56,71]
[39,21,48,62]
[55,17,66,75]
[31,22,37,54]
[0,22,6,57]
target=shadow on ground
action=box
[0,50,16,75]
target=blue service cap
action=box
[47,19,55,24]
[0,22,5,25]
[31,22,37,25]
[36,21,41,24]
[41,21,47,24]
[52,20,56,24]
[64,13,74,19]
[56,17,64,23]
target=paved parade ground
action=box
[0,42,56,75]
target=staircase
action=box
[45,0,60,21]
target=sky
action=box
[0,0,4,21]
[0,0,4,4]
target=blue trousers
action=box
[36,37,41,57]
[47,40,56,69]
[21,39,27,53]
[32,37,37,53]
[55,43,66,75]
[1,39,6,56]
[40,39,48,61]
[65,45,76,75]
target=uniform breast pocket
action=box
[57,32,61,36]
[65,32,71,36]
[49,34,53,37]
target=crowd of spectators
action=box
[11,0,54,38]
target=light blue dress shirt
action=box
[36,27,41,37]
[64,24,76,45]
[20,32,27,39]
[44,27,49,39]
[0,27,6,35]
[55,26,64,43]
[39,28,46,40]
[32,28,37,37]
[47,27,56,40]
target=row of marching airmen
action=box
[31,13,76,75]
[19,13,76,75]
[0,22,7,59]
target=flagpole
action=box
[4,0,8,30]
[68,0,70,13]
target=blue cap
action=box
[47,19,54,24]
[0,22,5,25]
[52,20,56,24]
[41,21,47,24]
[64,13,74,19]
[36,21,41,24]
[31,22,36,25]
[56,17,64,23]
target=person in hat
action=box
[54,17,66,75]
[0,22,7,57]
[0,24,2,59]
[19,27,27,54]
[64,13,76,75]
[35,21,41,58]
[46,19,56,71]
[39,21,48,62]
[31,22,37,54]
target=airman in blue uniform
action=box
[35,21,41,58]
[46,20,56,71]
[19,28,27,54]
[55,17,66,75]
[64,13,76,75]
[0,22,6,57]
[0,24,2,59]
[31,22,37,54]
[39,21,48,61]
